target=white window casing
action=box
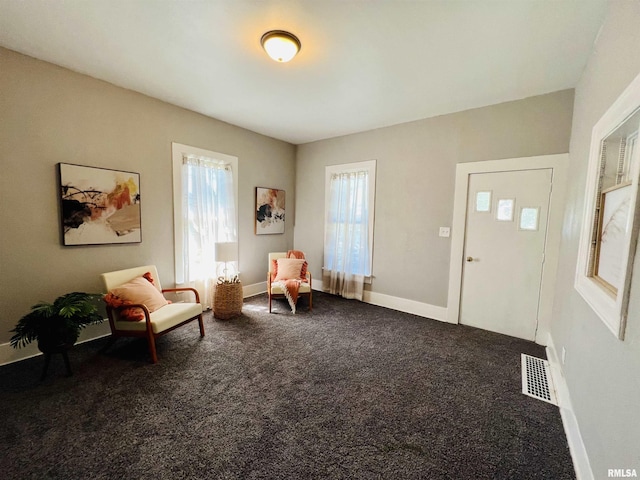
[172,143,239,287]
[574,71,640,340]
[323,160,376,297]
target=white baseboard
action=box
[363,290,449,322]
[310,278,449,322]
[243,281,267,298]
[244,279,448,322]
[0,340,41,366]
[0,322,112,367]
[0,285,275,366]
[546,335,593,480]
[1,286,447,366]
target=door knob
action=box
[466,256,474,262]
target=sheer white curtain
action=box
[323,170,370,300]
[181,154,236,309]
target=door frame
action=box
[446,154,569,345]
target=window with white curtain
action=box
[323,160,376,300]
[172,143,238,309]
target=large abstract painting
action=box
[255,187,285,235]
[58,163,141,245]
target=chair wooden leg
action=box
[198,314,205,337]
[147,331,158,364]
[269,294,272,313]
[309,292,312,311]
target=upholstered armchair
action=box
[267,252,312,313]
[101,265,204,363]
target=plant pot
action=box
[37,331,79,354]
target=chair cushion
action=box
[274,258,308,281]
[113,302,203,334]
[270,282,311,294]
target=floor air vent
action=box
[521,354,557,405]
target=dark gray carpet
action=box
[0,292,574,479]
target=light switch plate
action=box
[439,227,451,237]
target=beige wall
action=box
[0,47,296,346]
[550,1,640,475]
[294,90,574,307]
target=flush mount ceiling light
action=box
[260,30,301,63]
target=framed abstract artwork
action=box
[58,163,141,245]
[255,187,285,234]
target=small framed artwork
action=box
[58,163,141,245]
[255,187,285,234]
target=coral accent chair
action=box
[267,252,312,313]
[100,265,204,363]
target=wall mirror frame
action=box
[575,71,640,340]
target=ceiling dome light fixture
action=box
[260,30,301,63]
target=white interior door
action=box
[460,169,553,340]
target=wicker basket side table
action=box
[214,281,243,320]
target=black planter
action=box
[37,336,77,354]
[37,331,79,380]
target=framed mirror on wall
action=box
[575,71,640,340]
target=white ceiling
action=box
[0,0,607,145]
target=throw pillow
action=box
[274,258,308,282]
[110,275,169,314]
[103,292,145,321]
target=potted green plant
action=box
[10,292,104,353]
